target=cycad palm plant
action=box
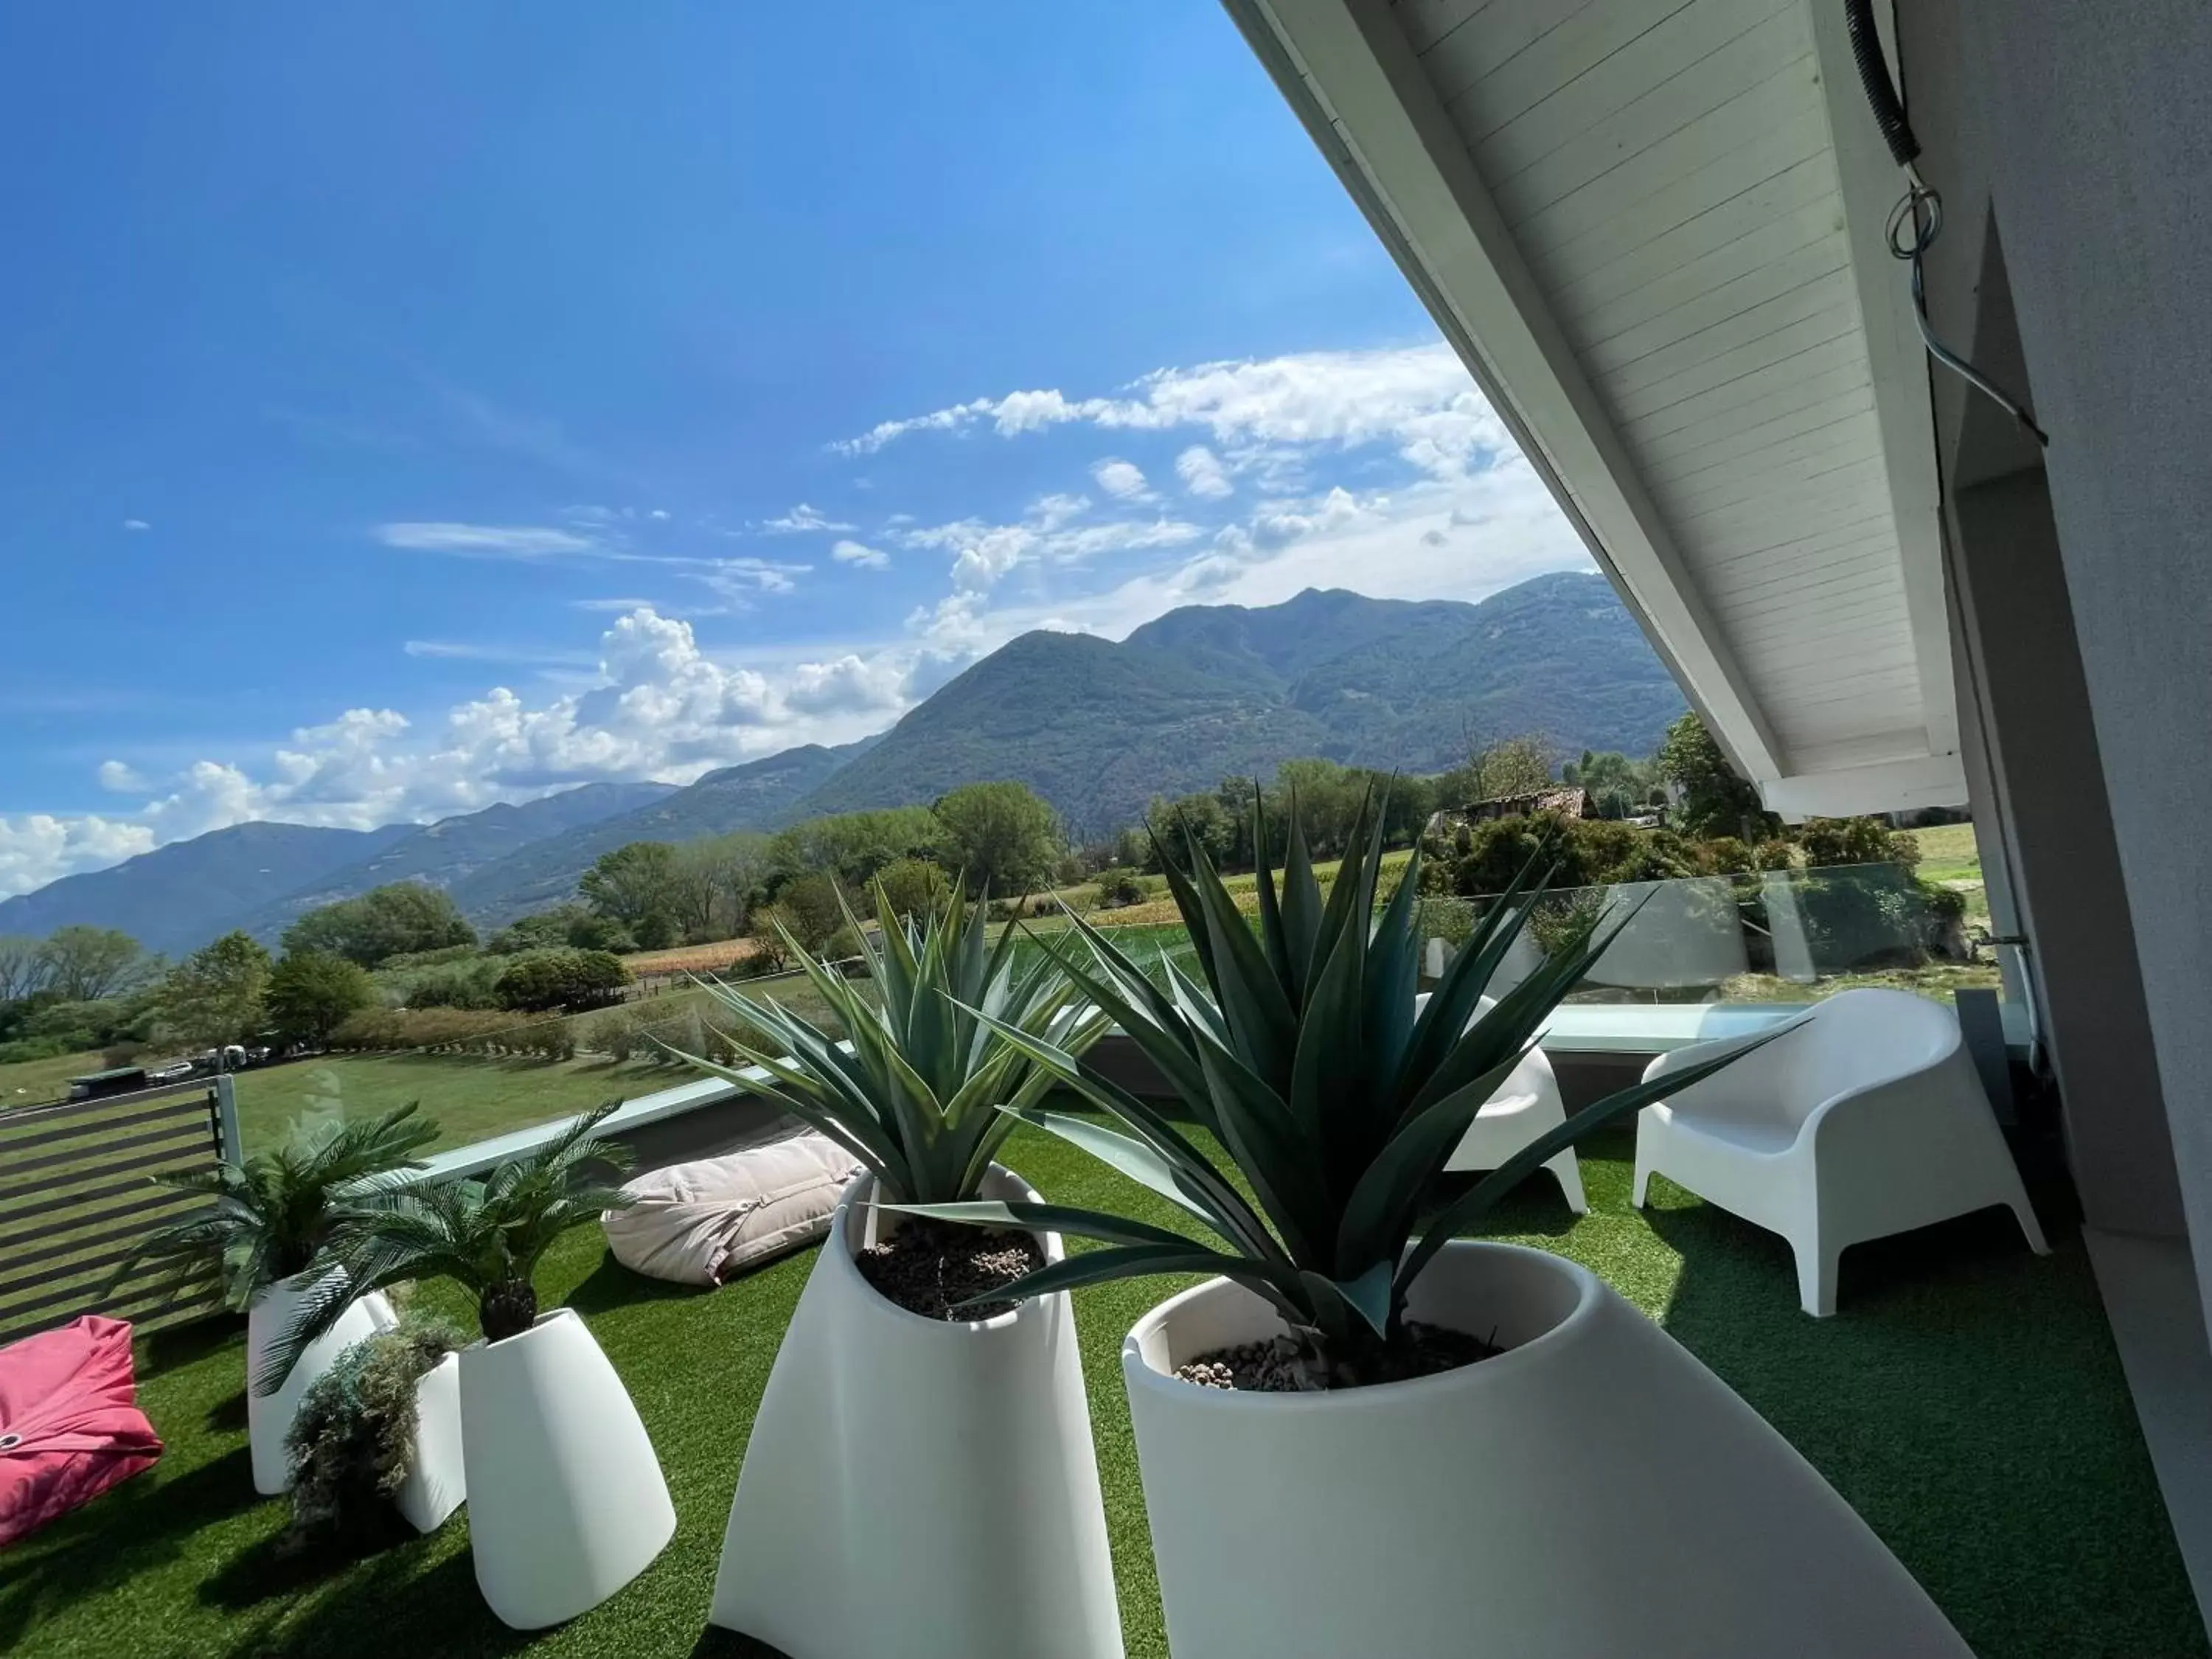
[677,879,1109,1205]
[264,1103,635,1391]
[904,790,1777,1385]
[118,1103,441,1311]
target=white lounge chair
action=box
[1631,987,2048,1315]
[1415,992,1587,1214]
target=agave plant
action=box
[900,790,1778,1383]
[115,1103,442,1312]
[675,878,1110,1205]
[262,1104,635,1392]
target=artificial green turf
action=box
[4,1124,2201,1659]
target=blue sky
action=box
[0,1,1585,896]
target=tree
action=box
[0,935,50,1004]
[282,884,476,969]
[577,841,682,937]
[873,857,951,922]
[1144,791,1237,872]
[492,949,630,1013]
[767,807,946,888]
[762,873,846,954]
[931,782,1062,897]
[672,832,773,939]
[38,925,147,1001]
[1655,712,1779,840]
[159,931,274,1050]
[266,952,378,1047]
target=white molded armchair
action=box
[1632,988,2048,1315]
[1415,992,1587,1214]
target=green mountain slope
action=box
[445,740,870,925]
[232,780,678,945]
[0,821,413,957]
[801,571,1683,835]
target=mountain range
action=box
[0,572,1684,953]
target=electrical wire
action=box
[1844,0,2050,447]
[1885,182,2051,447]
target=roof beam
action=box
[1803,0,1960,758]
[1762,753,1969,821]
[1228,0,1789,782]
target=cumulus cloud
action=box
[1175,446,1234,498]
[97,761,147,793]
[785,654,906,715]
[830,539,890,570]
[1091,459,1152,501]
[833,344,1506,480]
[0,815,157,897]
[120,518,151,532]
[762,503,855,534]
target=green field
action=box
[0,1046,112,1110]
[1910,821,1983,884]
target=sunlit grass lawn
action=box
[0,1046,110,1111]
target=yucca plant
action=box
[114,1103,442,1312]
[674,878,1110,1205]
[263,1104,636,1392]
[900,790,1778,1385]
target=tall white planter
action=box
[1124,1242,1971,1658]
[246,1271,397,1495]
[710,1165,1123,1659]
[459,1308,675,1629]
[393,1351,466,1533]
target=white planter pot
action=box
[1124,1242,1971,1658]
[459,1307,675,1629]
[246,1270,397,1495]
[393,1350,466,1533]
[710,1164,1123,1659]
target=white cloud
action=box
[762,503,855,534]
[833,344,1506,480]
[649,508,670,521]
[1175,446,1234,498]
[97,761,147,793]
[375,522,596,557]
[785,655,906,715]
[0,815,156,897]
[830,539,890,570]
[120,518,151,532]
[1091,459,1152,501]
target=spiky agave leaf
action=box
[906,785,1784,1369]
[260,1102,634,1393]
[669,874,1110,1204]
[109,1102,442,1313]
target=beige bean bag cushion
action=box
[605,1133,863,1285]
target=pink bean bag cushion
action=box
[0,1315,163,1548]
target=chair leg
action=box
[1630,1152,1652,1209]
[1795,1237,1841,1318]
[1548,1152,1588,1216]
[2011,1195,2052,1256]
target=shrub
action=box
[266,952,378,1046]
[285,1315,466,1545]
[328,1008,516,1054]
[493,949,630,1014]
[632,911,680,952]
[0,1035,74,1064]
[1796,815,1919,870]
[403,965,501,1011]
[1093,867,1148,909]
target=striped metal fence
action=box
[0,1076,237,1343]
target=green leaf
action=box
[1395,1022,1797,1297]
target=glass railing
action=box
[1415,860,1994,1004]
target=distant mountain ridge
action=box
[0,572,1685,949]
[229,780,678,946]
[443,739,873,925]
[801,572,1683,834]
[0,821,414,957]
